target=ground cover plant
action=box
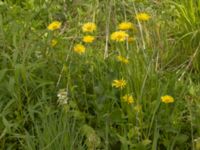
[0,0,200,149]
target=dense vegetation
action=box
[0,0,200,149]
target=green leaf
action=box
[109,108,123,123]
[116,134,131,145]
[0,69,7,82]
[134,143,146,150]
[175,134,189,144]
[142,139,152,146]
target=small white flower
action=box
[57,89,68,105]
[35,51,42,58]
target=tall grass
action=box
[0,0,200,149]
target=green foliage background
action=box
[0,0,200,149]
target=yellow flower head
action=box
[134,105,142,112]
[111,31,129,42]
[82,22,97,32]
[47,21,61,31]
[51,39,58,47]
[135,13,151,21]
[161,95,174,103]
[83,35,95,43]
[116,55,129,64]
[112,79,127,89]
[73,44,86,55]
[122,94,134,104]
[128,37,135,43]
[118,22,134,30]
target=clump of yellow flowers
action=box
[73,22,97,54]
[73,44,86,55]
[47,21,61,31]
[122,94,134,104]
[83,35,95,43]
[118,22,134,30]
[111,31,129,42]
[116,55,129,64]
[112,79,127,89]
[82,22,97,32]
[135,12,151,21]
[51,39,58,47]
[161,95,174,104]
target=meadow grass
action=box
[0,0,200,149]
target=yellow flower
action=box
[118,22,134,30]
[112,79,127,89]
[47,21,61,31]
[111,31,129,42]
[116,55,129,64]
[73,44,86,55]
[135,13,151,21]
[134,105,142,112]
[83,35,95,43]
[82,22,97,32]
[51,39,58,47]
[161,95,174,103]
[122,94,134,104]
[128,37,135,43]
